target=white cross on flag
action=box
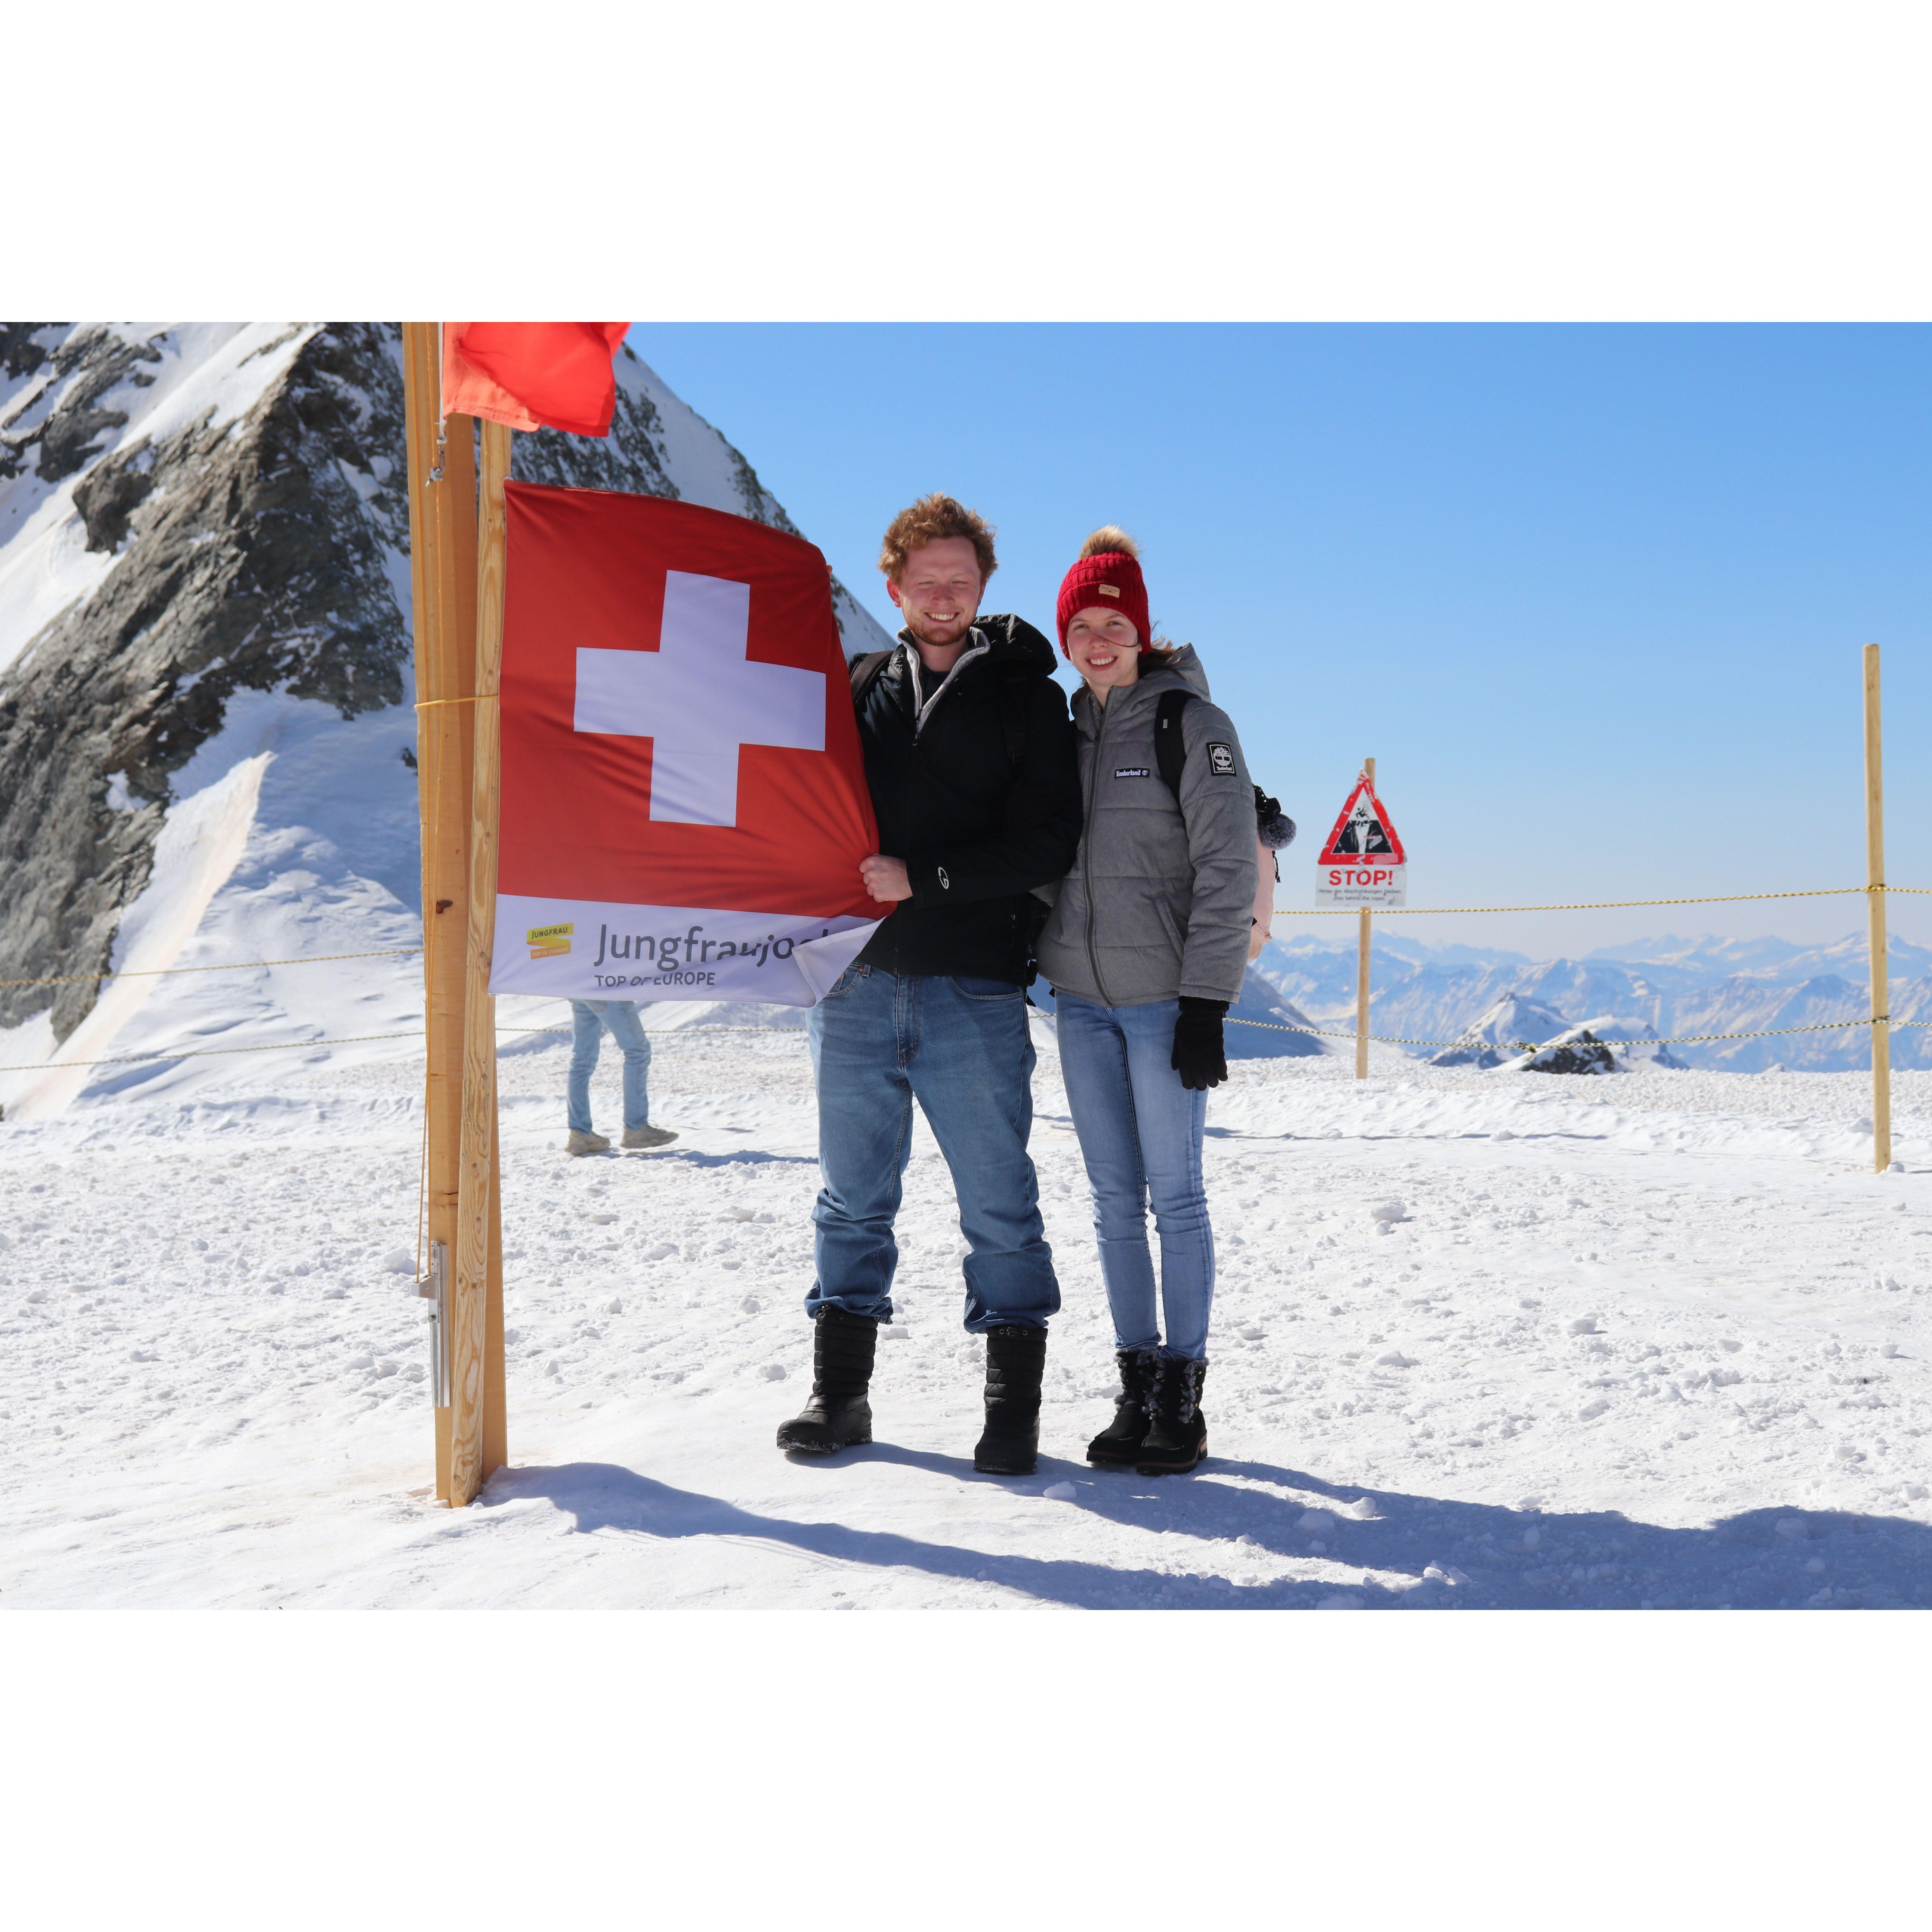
[573,572,826,825]
[489,483,882,1005]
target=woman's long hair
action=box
[1076,526,1183,669]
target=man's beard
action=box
[904,608,977,649]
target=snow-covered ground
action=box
[4,1032,1927,1611]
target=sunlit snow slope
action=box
[0,324,892,1120]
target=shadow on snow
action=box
[480,1449,1932,1610]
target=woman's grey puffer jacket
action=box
[1035,646,1258,1008]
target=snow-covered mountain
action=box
[1586,931,1932,984]
[1028,972,1332,1059]
[1427,992,1572,1069]
[1566,1016,1687,1070]
[0,323,892,1118]
[1254,931,1924,1073]
[1224,979,1331,1057]
[1490,1016,1686,1075]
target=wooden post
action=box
[402,327,478,1502]
[1864,644,1892,1174]
[450,419,512,1505]
[1355,756,1374,1080]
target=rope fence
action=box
[1225,1014,1932,1048]
[0,879,1921,1074]
[6,1013,1928,1076]
[0,1021,811,1073]
[1272,885,1926,916]
[3,882,1922,995]
[0,947,423,990]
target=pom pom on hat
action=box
[1057,527,1152,655]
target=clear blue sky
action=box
[629,325,1929,955]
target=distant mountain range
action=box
[1253,931,1926,1072]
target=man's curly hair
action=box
[877,493,998,584]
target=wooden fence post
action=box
[450,420,512,1504]
[402,326,478,1502]
[1865,644,1892,1175]
[1355,756,1375,1080]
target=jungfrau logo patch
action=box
[526,922,573,960]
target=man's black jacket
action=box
[853,615,1082,983]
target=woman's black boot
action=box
[1137,1357,1208,1475]
[973,1325,1048,1475]
[775,1307,877,1454]
[1087,1347,1160,1466]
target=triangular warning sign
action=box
[1318,773,1406,867]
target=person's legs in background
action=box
[567,1000,604,1140]
[598,1001,654,1133]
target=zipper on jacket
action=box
[905,633,989,739]
[1080,693,1116,1007]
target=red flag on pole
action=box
[489,483,883,1006]
[442,323,630,437]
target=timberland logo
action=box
[1115,766,1151,779]
[1206,743,1236,777]
[526,922,573,960]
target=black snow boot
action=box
[973,1325,1048,1475]
[1136,1357,1208,1475]
[1086,1347,1160,1466]
[775,1307,877,1455]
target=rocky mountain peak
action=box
[0,324,890,1047]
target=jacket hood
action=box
[1071,642,1211,731]
[1144,642,1210,698]
[894,612,1059,676]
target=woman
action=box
[1035,529,1257,1475]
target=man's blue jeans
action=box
[806,965,1060,1332]
[1053,991,1214,1360]
[568,999,652,1133]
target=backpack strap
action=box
[1153,688,1194,801]
[848,650,893,706]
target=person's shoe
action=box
[621,1124,678,1150]
[775,1308,878,1455]
[1086,1347,1160,1466]
[1136,1357,1208,1475]
[565,1129,611,1156]
[973,1325,1047,1475]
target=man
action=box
[777,494,1082,1474]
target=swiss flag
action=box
[497,483,880,944]
[443,323,629,437]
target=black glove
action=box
[1172,997,1229,1091]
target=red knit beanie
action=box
[1056,544,1152,656]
